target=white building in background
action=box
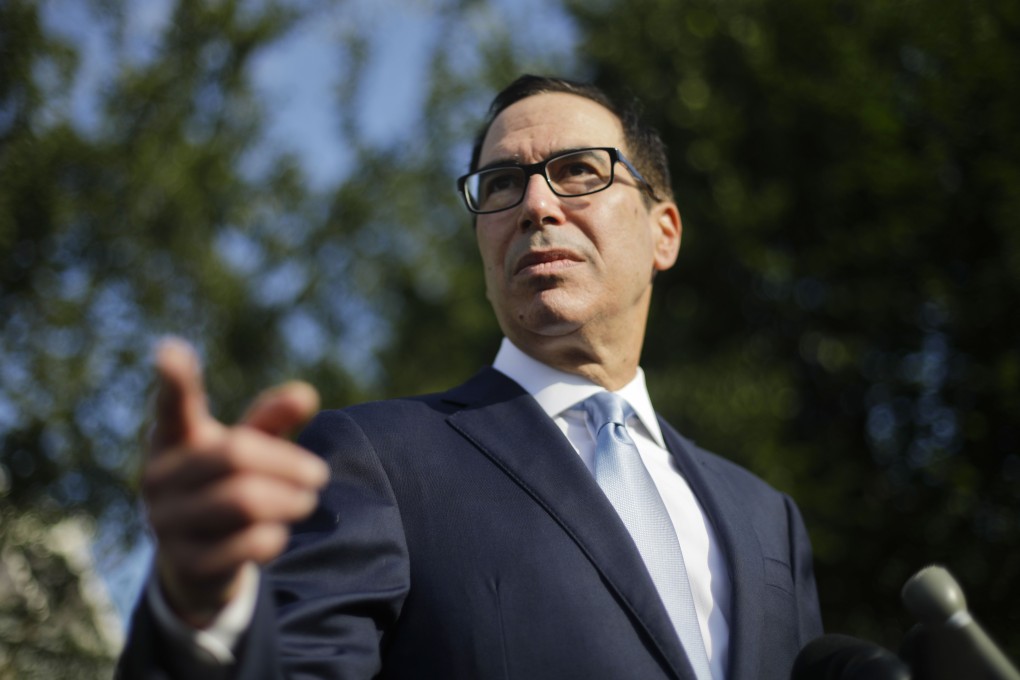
[0,511,122,680]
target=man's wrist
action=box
[147,561,261,665]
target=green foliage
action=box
[569,0,1020,653]
[8,0,1015,663]
[0,0,577,622]
[0,0,356,524]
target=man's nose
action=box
[517,172,565,229]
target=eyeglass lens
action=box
[467,149,614,212]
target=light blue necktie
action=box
[581,391,713,680]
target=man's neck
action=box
[504,328,642,391]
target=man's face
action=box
[475,92,680,351]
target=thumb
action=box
[241,381,320,439]
[150,337,211,451]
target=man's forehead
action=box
[479,92,625,164]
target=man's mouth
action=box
[513,249,584,275]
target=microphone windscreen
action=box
[901,565,1020,680]
[902,565,966,625]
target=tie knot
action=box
[580,391,634,431]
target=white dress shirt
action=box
[149,337,732,678]
[492,338,731,680]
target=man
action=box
[119,75,822,680]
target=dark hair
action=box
[468,74,674,202]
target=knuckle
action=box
[219,427,257,471]
[218,439,245,472]
[227,479,264,522]
[297,490,320,516]
[249,524,288,563]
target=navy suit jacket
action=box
[119,367,822,679]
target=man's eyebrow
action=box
[476,156,521,173]
[476,146,600,173]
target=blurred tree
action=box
[0,0,347,526]
[0,0,576,667]
[568,0,1020,654]
[1,0,579,524]
[16,0,1016,667]
[1,0,347,671]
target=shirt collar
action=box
[492,337,665,447]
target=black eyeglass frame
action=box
[456,146,662,215]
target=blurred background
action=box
[1,0,1017,677]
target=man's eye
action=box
[550,152,608,185]
[481,171,521,197]
[551,158,607,189]
[563,162,597,177]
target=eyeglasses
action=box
[457,147,661,215]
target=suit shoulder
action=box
[306,367,525,434]
[341,390,455,423]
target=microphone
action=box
[901,565,1020,680]
[791,634,911,680]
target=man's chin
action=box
[512,303,586,339]
[491,287,596,338]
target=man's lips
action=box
[513,249,584,275]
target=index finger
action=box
[150,337,210,452]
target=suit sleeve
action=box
[117,409,411,680]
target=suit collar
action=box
[490,337,666,447]
[442,368,698,680]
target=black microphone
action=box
[791,634,911,680]
[901,565,1020,680]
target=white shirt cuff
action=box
[146,561,260,665]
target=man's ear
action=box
[650,201,682,272]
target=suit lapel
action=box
[442,369,696,680]
[659,420,766,680]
